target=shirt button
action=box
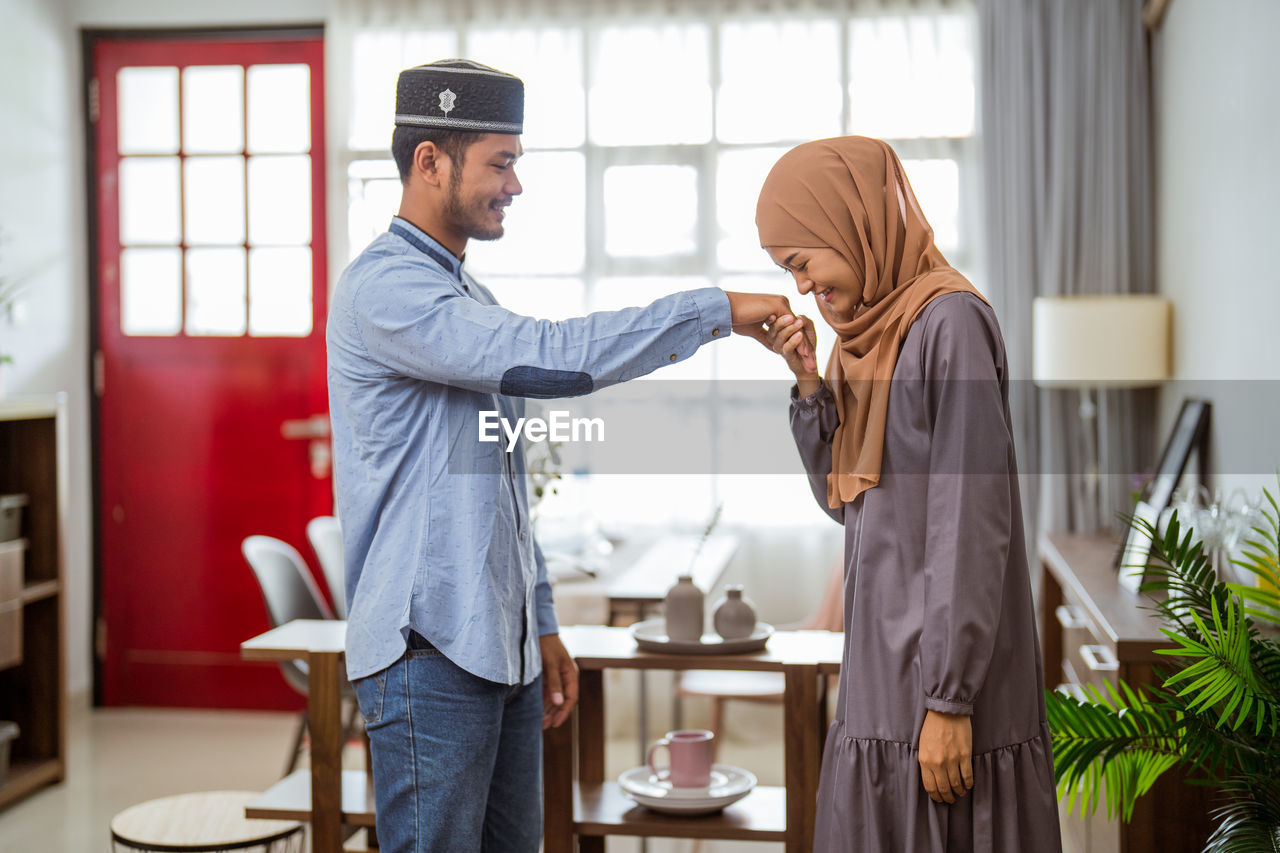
[669,354,677,362]
[520,532,526,541]
[711,328,720,336]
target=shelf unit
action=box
[0,394,68,812]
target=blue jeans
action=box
[354,631,544,852]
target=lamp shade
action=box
[1032,295,1172,388]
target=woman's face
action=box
[765,245,862,324]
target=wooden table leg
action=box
[308,651,345,853]
[784,665,821,853]
[543,711,575,853]
[578,669,605,853]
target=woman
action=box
[754,136,1061,851]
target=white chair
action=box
[305,515,346,619]
[242,535,359,775]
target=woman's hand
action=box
[762,314,820,392]
[918,710,974,804]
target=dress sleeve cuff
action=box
[924,695,975,716]
[790,382,830,409]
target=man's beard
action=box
[443,170,504,242]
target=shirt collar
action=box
[388,216,463,281]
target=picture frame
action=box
[1143,398,1212,515]
[1115,398,1212,581]
[1118,500,1161,594]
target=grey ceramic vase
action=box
[712,585,757,640]
[664,574,705,642]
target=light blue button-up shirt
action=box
[328,217,733,684]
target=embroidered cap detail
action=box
[439,88,457,116]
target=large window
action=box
[340,6,979,530]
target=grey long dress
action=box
[791,292,1062,852]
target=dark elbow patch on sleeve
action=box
[500,366,594,398]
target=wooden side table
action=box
[1039,533,1214,853]
[543,625,843,853]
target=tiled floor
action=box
[0,696,785,852]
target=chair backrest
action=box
[803,562,845,632]
[242,535,335,628]
[305,515,346,619]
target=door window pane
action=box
[848,14,975,138]
[247,64,311,153]
[718,20,842,144]
[117,66,179,154]
[902,158,960,252]
[182,65,244,154]
[249,247,312,336]
[603,165,697,258]
[589,25,711,146]
[467,152,585,276]
[716,147,790,272]
[121,248,182,335]
[248,155,312,246]
[186,248,247,336]
[184,157,246,245]
[119,157,181,245]
[469,27,585,149]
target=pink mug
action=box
[647,729,714,788]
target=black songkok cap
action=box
[395,59,524,134]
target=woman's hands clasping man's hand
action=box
[760,312,822,398]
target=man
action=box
[327,58,793,851]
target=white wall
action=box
[0,0,335,700]
[71,0,330,27]
[1153,0,1280,503]
[0,0,92,697]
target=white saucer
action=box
[618,764,757,815]
[629,619,773,655]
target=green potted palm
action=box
[1045,481,1280,850]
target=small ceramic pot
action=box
[664,574,704,642]
[712,585,757,640]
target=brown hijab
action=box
[756,136,985,508]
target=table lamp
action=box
[1032,294,1172,531]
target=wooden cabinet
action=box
[0,395,67,811]
[1039,533,1212,853]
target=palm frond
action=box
[1045,682,1183,820]
[1156,594,1280,735]
[1203,775,1280,853]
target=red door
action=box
[92,33,331,708]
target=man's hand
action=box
[918,709,974,804]
[725,291,794,343]
[538,633,578,730]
